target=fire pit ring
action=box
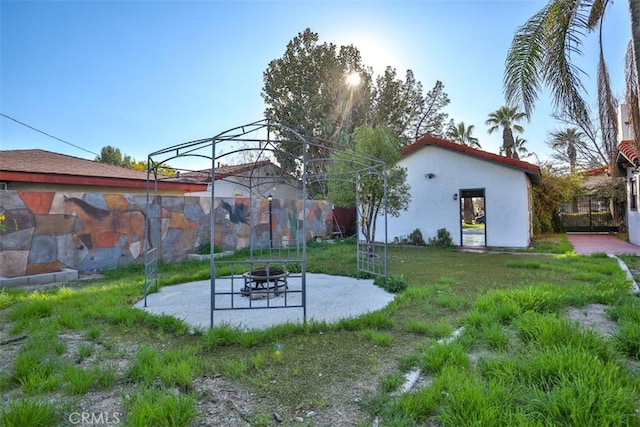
[241,267,289,298]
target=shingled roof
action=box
[178,160,274,183]
[1,149,150,179]
[0,149,207,191]
[403,134,541,184]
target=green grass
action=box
[0,399,58,427]
[124,387,197,427]
[528,233,574,253]
[1,236,639,425]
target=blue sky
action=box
[0,0,632,171]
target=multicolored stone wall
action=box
[0,191,333,278]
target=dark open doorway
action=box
[460,188,486,247]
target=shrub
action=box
[375,274,408,293]
[196,241,222,255]
[428,228,453,247]
[408,228,426,246]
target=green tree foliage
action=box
[503,0,625,165]
[548,127,584,174]
[96,146,174,176]
[447,121,481,224]
[486,106,526,159]
[412,80,452,141]
[532,166,582,233]
[370,67,424,144]
[499,136,529,158]
[262,28,451,196]
[95,145,132,167]
[327,126,410,243]
[447,121,480,148]
[262,29,371,196]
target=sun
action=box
[346,71,361,87]
[348,34,403,76]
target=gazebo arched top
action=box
[146,118,387,180]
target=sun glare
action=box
[346,72,361,87]
[334,32,402,76]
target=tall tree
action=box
[262,29,372,195]
[499,136,528,159]
[548,127,585,174]
[485,106,526,158]
[96,145,132,167]
[630,1,640,147]
[370,67,425,145]
[327,126,410,243]
[503,0,625,165]
[262,29,452,195]
[96,145,174,175]
[412,80,452,141]
[447,122,481,148]
[447,121,481,224]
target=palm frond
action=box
[596,17,618,166]
[625,41,640,153]
[542,0,592,128]
[504,6,549,118]
[587,0,608,30]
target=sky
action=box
[0,0,633,172]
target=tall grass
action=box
[124,387,197,427]
[2,236,639,425]
[377,257,640,426]
[0,399,57,427]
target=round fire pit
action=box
[241,268,289,298]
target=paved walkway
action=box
[567,233,640,256]
[135,273,396,331]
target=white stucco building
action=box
[615,104,640,245]
[183,160,300,200]
[378,134,541,248]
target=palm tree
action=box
[549,127,584,174]
[499,136,528,159]
[502,0,633,164]
[485,106,526,158]
[514,136,529,158]
[446,121,481,224]
[447,122,481,148]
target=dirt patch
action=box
[0,325,382,426]
[565,303,619,337]
[191,373,379,426]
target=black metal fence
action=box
[559,196,619,232]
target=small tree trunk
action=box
[463,198,475,224]
[502,127,515,158]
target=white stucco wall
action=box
[377,145,533,248]
[625,168,640,246]
[187,164,300,200]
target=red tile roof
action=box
[616,140,639,166]
[403,134,541,184]
[583,165,610,176]
[0,149,207,191]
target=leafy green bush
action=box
[428,228,453,247]
[375,274,408,293]
[196,241,222,255]
[408,228,426,246]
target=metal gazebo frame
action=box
[143,119,389,327]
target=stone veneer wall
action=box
[0,191,333,278]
